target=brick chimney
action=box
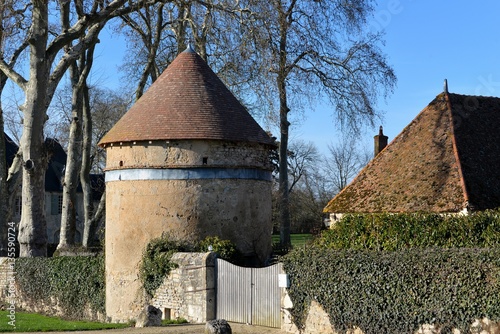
[374,126,388,157]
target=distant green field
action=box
[0,311,128,332]
[272,234,313,248]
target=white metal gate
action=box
[215,259,282,328]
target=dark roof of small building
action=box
[99,47,274,146]
[3,133,18,167]
[324,92,500,213]
[45,138,67,192]
[2,134,104,198]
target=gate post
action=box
[151,252,216,323]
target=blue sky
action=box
[298,0,500,154]
[93,1,500,156]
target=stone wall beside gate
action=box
[151,252,286,328]
[152,252,216,323]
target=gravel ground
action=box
[22,322,289,334]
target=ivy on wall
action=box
[15,255,105,319]
[283,246,500,334]
[140,237,191,297]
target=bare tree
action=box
[287,140,319,193]
[119,2,170,100]
[271,139,335,235]
[325,136,371,194]
[81,87,129,248]
[57,0,109,251]
[287,140,325,234]
[245,0,396,247]
[118,0,261,103]
[0,0,166,257]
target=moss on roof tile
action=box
[325,92,500,214]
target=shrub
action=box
[282,245,500,334]
[196,236,240,263]
[318,210,500,250]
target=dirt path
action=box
[21,322,289,334]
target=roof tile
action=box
[99,48,274,146]
[324,92,500,213]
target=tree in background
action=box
[324,135,372,195]
[247,0,396,247]
[287,140,326,234]
[272,137,370,235]
[49,83,128,249]
[118,0,258,102]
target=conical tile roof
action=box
[324,92,500,213]
[99,47,274,146]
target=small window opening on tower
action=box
[119,161,124,167]
[163,308,171,320]
[202,157,208,165]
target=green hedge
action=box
[15,255,105,320]
[282,246,500,333]
[318,211,500,250]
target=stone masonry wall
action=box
[282,290,500,334]
[105,140,273,171]
[151,252,215,323]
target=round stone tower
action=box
[99,47,275,322]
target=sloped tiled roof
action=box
[99,47,274,146]
[3,133,18,167]
[324,92,500,213]
[45,138,68,192]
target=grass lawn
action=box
[272,234,313,248]
[0,311,129,332]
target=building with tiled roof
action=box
[101,47,275,322]
[324,88,500,219]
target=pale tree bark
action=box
[0,0,169,257]
[120,3,167,100]
[57,0,104,250]
[0,110,10,255]
[58,0,82,250]
[82,86,129,247]
[80,83,95,248]
[16,2,50,257]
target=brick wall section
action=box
[151,252,215,323]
